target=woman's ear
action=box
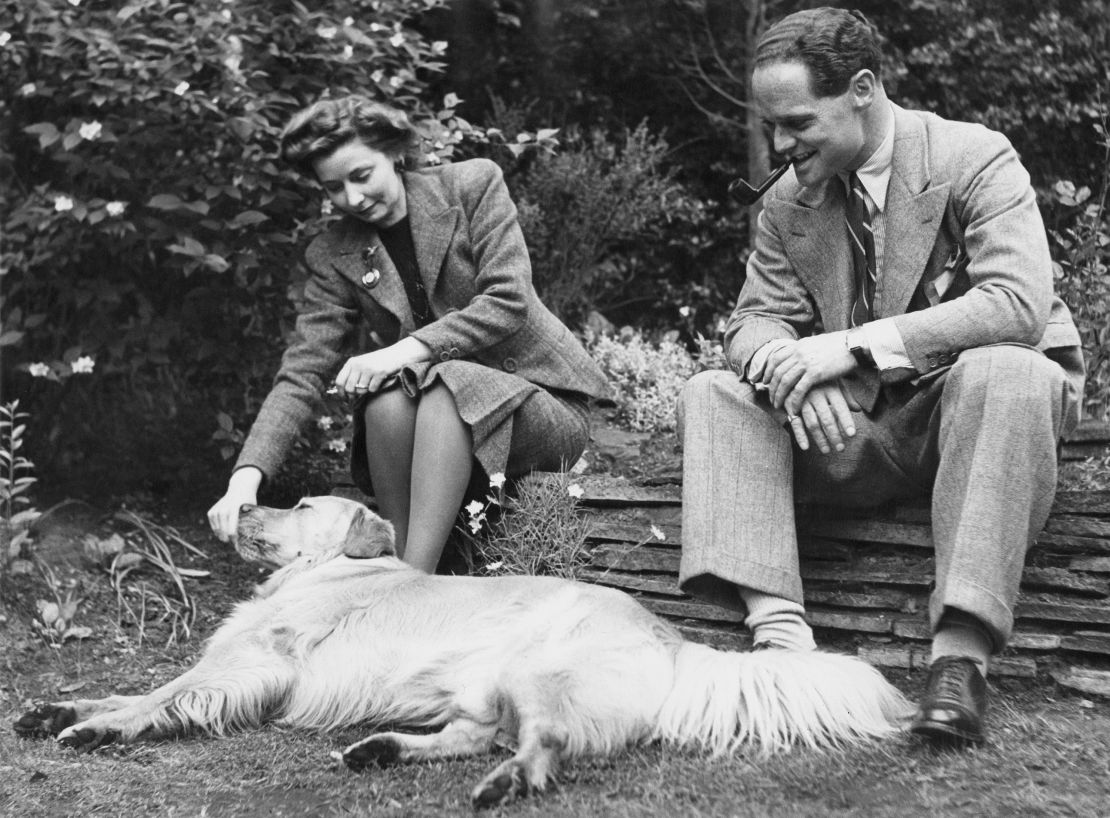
[342,506,396,558]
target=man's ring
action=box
[786,413,798,423]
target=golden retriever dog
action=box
[15,496,911,807]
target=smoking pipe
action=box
[728,160,792,206]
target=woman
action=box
[208,96,610,572]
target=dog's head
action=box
[235,496,395,569]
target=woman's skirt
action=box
[349,359,590,496]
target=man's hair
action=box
[754,7,882,98]
[280,96,423,177]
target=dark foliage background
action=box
[1,0,1108,502]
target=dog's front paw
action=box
[13,704,78,739]
[340,735,401,771]
[472,762,531,809]
[57,724,121,753]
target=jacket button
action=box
[449,346,460,358]
[503,357,518,373]
[439,351,451,362]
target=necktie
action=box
[846,173,877,326]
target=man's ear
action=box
[342,506,396,558]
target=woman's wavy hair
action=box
[279,96,423,177]
[754,7,882,98]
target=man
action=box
[679,7,1084,746]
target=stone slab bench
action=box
[562,472,1110,696]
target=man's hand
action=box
[783,380,862,454]
[762,332,856,414]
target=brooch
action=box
[361,246,381,289]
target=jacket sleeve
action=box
[891,129,1053,371]
[410,160,531,359]
[234,247,359,481]
[724,200,818,377]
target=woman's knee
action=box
[362,387,416,426]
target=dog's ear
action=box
[342,506,396,558]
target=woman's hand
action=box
[207,467,262,545]
[333,337,432,398]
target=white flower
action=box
[424,152,441,165]
[678,305,691,318]
[78,121,102,141]
[173,81,190,96]
[0,32,11,47]
[317,24,338,39]
[484,561,504,572]
[343,16,354,26]
[389,32,405,47]
[20,83,35,97]
[432,41,448,54]
[320,199,334,215]
[70,356,95,374]
[489,472,506,489]
[341,44,354,60]
[106,200,127,217]
[221,9,231,20]
[465,500,485,517]
[389,76,404,89]
[650,524,665,541]
[54,195,74,212]
[327,438,347,452]
[567,484,584,499]
[371,69,384,83]
[67,0,81,5]
[370,23,385,32]
[29,363,51,378]
[443,92,460,109]
[316,416,334,430]
[467,517,484,534]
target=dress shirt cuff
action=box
[747,338,793,388]
[861,318,913,372]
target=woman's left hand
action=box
[333,337,432,398]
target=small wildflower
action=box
[54,195,74,212]
[371,69,385,83]
[389,32,405,47]
[567,484,584,499]
[106,201,127,217]
[70,356,95,374]
[343,16,354,26]
[320,199,334,215]
[327,438,347,453]
[29,363,51,378]
[20,83,36,97]
[78,120,102,141]
[316,416,334,431]
[484,561,504,572]
[650,524,665,541]
[443,92,460,109]
[389,76,404,89]
[341,44,354,60]
[67,0,81,6]
[221,9,231,20]
[424,152,441,165]
[0,32,10,47]
[173,81,190,96]
[489,472,506,489]
[467,517,484,534]
[678,305,691,318]
[432,40,448,54]
[465,500,485,517]
[317,24,338,39]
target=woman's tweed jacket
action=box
[235,158,611,481]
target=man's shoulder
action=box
[898,107,1016,174]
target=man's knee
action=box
[948,344,1064,401]
[677,369,758,436]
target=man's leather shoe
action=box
[910,655,987,745]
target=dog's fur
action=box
[15,496,911,807]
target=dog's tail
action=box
[653,643,912,755]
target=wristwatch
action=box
[845,327,874,367]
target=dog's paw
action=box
[341,735,401,771]
[13,704,78,739]
[57,725,121,753]
[472,762,531,809]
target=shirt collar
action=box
[843,102,895,213]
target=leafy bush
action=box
[0,400,39,580]
[589,328,726,433]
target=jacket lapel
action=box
[880,106,949,318]
[403,170,461,297]
[331,222,413,327]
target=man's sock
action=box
[931,609,992,674]
[739,587,816,651]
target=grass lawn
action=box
[3,458,1110,817]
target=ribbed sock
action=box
[931,609,992,673]
[739,587,816,651]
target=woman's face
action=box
[313,139,407,227]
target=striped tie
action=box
[846,172,877,326]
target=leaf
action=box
[23,122,60,149]
[177,568,211,579]
[229,210,269,229]
[58,679,88,693]
[0,331,24,347]
[147,193,186,210]
[62,627,94,642]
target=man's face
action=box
[752,60,871,188]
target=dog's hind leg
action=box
[340,717,500,770]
